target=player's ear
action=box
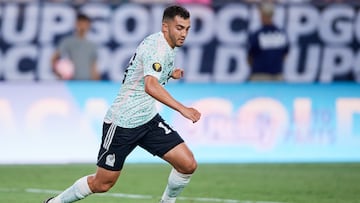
[162,22,169,32]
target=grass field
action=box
[0,163,359,203]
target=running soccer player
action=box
[44,5,201,203]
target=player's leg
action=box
[162,142,197,174]
[138,114,197,203]
[45,122,136,203]
[88,167,120,193]
[46,167,120,203]
[160,143,197,203]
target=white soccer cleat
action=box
[43,197,54,203]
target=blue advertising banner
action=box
[0,82,359,164]
[0,2,359,82]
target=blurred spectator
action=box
[247,1,289,81]
[51,13,100,80]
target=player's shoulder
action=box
[137,32,164,53]
[142,32,162,44]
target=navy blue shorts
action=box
[97,114,184,171]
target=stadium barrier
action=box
[0,82,359,164]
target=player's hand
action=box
[181,107,201,123]
[171,68,184,80]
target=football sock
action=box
[50,176,93,203]
[160,168,192,203]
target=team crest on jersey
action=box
[152,62,162,72]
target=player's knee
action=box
[179,159,197,174]
[187,159,198,174]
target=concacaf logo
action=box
[152,62,162,72]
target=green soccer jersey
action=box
[104,32,177,128]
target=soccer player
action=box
[44,5,201,203]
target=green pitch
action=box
[0,163,359,203]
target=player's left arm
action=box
[144,75,200,123]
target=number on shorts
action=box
[158,122,172,134]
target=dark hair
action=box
[162,5,190,22]
[77,13,91,22]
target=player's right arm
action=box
[144,75,201,123]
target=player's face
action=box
[164,16,191,48]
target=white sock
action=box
[50,176,93,203]
[160,168,192,203]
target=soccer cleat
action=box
[43,197,54,203]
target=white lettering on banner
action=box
[186,5,214,45]
[319,5,354,45]
[320,47,354,82]
[284,45,321,82]
[287,5,319,44]
[215,4,248,44]
[4,45,37,80]
[39,4,75,43]
[213,46,249,82]
[108,46,136,81]
[112,4,149,44]
[356,11,360,43]
[3,4,38,44]
[0,3,359,82]
[149,5,164,34]
[37,45,57,80]
[81,4,112,44]
[0,92,358,152]
[336,99,360,137]
[178,47,212,83]
[285,45,359,83]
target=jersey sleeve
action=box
[141,38,167,80]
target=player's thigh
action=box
[162,143,197,174]
[138,114,184,157]
[97,122,141,171]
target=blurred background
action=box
[0,0,359,164]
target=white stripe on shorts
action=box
[103,123,116,150]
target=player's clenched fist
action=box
[171,68,184,80]
[181,107,201,123]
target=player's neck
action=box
[162,32,175,49]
